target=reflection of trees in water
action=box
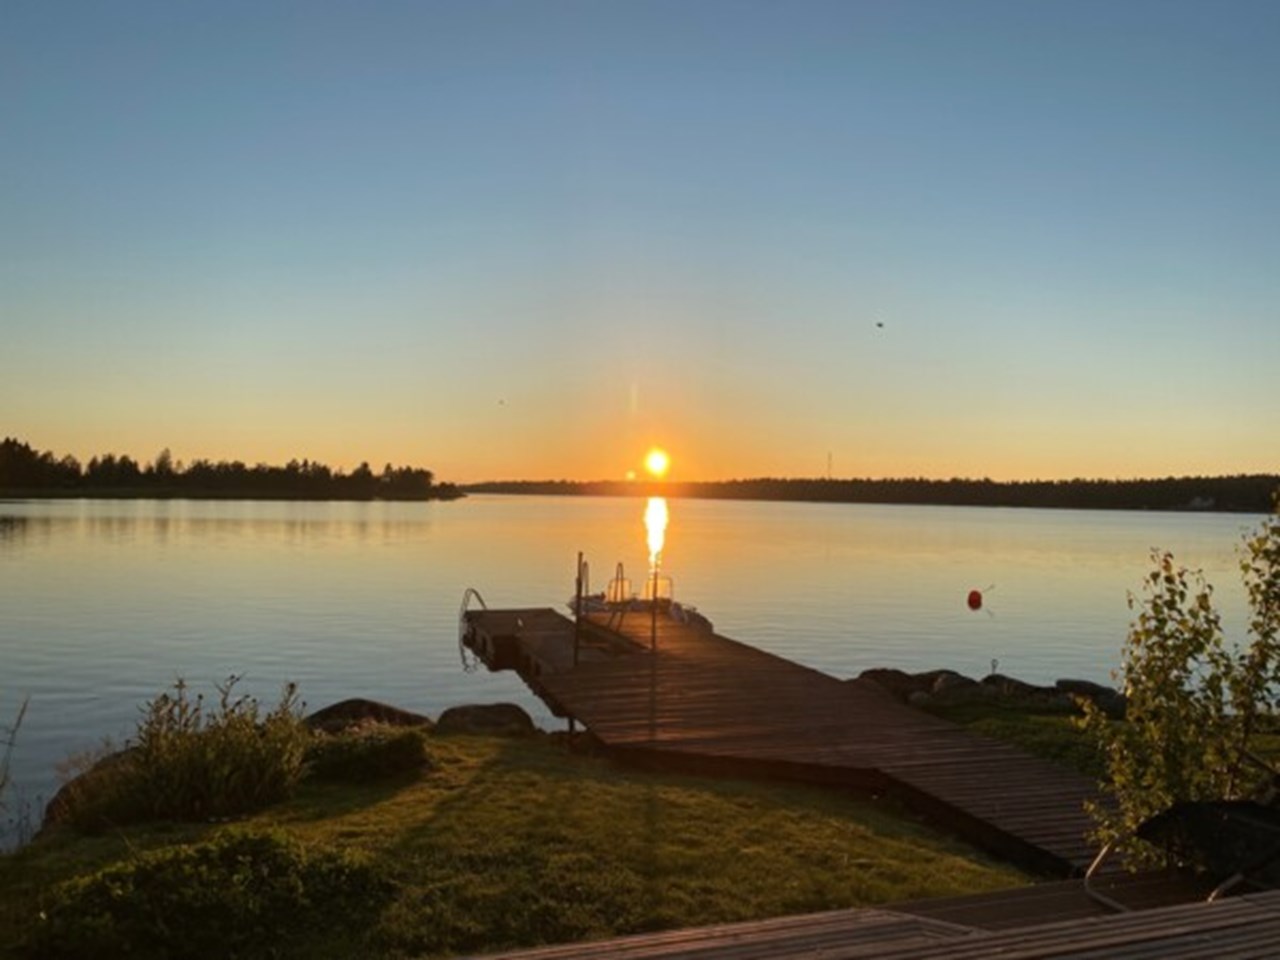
[76,511,437,545]
[0,505,439,552]
[83,514,146,543]
[0,515,26,543]
[0,514,77,548]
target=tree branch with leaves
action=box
[1079,494,1280,864]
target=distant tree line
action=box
[464,475,1280,513]
[0,437,462,501]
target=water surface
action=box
[0,495,1261,837]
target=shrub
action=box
[60,677,310,828]
[305,726,433,783]
[1080,497,1280,863]
[134,676,309,819]
[27,828,392,959]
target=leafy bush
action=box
[60,677,310,828]
[1080,498,1280,862]
[305,726,432,783]
[27,829,392,959]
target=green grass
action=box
[27,829,391,960]
[924,701,1107,779]
[926,700,1280,786]
[1,731,1026,958]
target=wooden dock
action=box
[476,888,1280,959]
[464,604,1105,875]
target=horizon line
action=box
[463,472,1280,487]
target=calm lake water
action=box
[0,495,1264,839]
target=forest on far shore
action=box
[6,434,1273,511]
[0,437,462,501]
[465,474,1280,513]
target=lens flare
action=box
[645,496,668,570]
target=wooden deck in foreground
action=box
[466,605,1105,875]
[477,888,1280,959]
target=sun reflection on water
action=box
[644,496,668,572]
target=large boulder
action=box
[929,671,986,705]
[435,703,535,737]
[980,673,1074,711]
[856,668,923,702]
[41,747,136,832]
[858,668,986,705]
[1056,679,1127,719]
[859,666,1106,713]
[982,673,1041,698]
[305,699,433,735]
[907,690,934,708]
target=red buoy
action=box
[967,589,983,611]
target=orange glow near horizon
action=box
[27,412,1279,487]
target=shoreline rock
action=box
[436,702,535,737]
[855,667,1125,718]
[305,698,434,734]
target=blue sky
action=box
[3,0,1278,481]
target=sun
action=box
[644,447,670,478]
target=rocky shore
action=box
[39,673,1124,836]
[304,698,537,737]
[855,667,1126,718]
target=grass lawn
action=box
[923,701,1107,779]
[928,699,1280,784]
[0,731,1027,959]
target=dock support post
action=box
[650,566,657,654]
[573,551,583,667]
[649,563,658,744]
[570,551,584,740]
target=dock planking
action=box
[477,889,1280,959]
[892,871,1215,931]
[476,908,974,959]
[464,605,1107,875]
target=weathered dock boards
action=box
[477,908,973,959]
[892,870,1213,931]
[476,889,1280,959]
[464,606,1106,874]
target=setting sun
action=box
[645,447,670,478]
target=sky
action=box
[3,0,1278,483]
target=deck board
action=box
[475,908,975,959]
[476,887,1279,960]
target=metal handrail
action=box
[457,587,488,672]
